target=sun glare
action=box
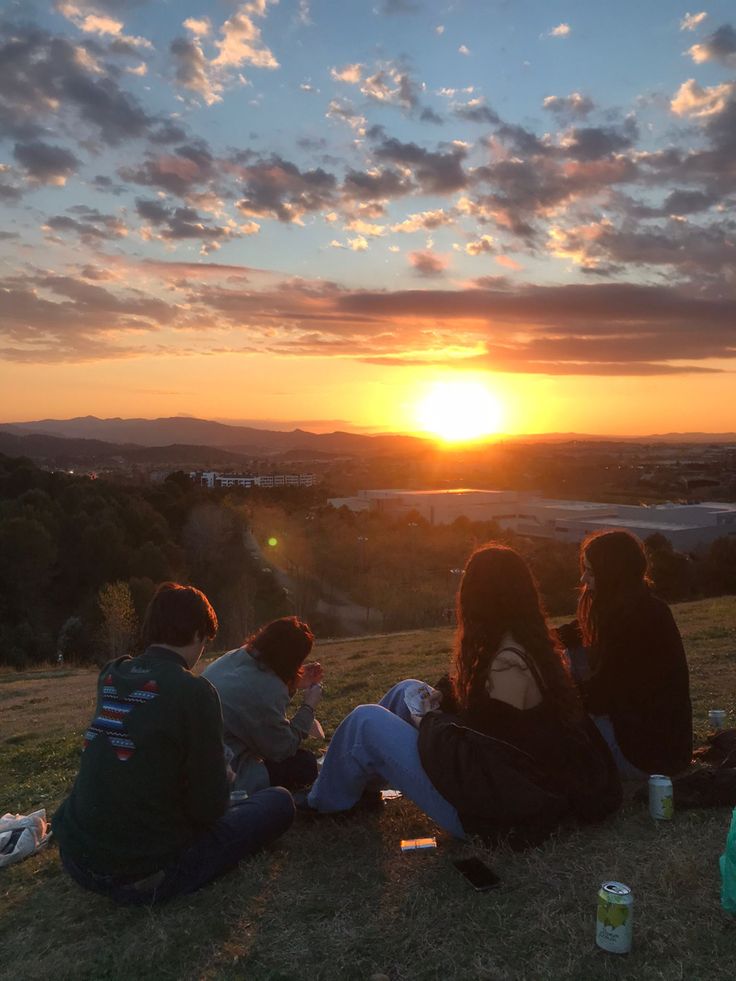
[415,379,504,442]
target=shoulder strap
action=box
[493,645,548,695]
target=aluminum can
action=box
[648,774,674,820]
[709,709,727,730]
[596,881,633,954]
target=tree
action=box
[98,581,138,662]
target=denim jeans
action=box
[60,787,295,906]
[307,679,466,838]
[265,748,319,790]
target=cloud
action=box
[453,98,500,125]
[464,234,495,256]
[542,92,594,118]
[330,63,363,84]
[342,167,413,201]
[549,23,571,37]
[688,23,736,65]
[170,36,222,104]
[211,1,279,69]
[408,250,448,276]
[136,199,248,253]
[13,141,79,184]
[0,22,157,145]
[119,142,216,196]
[183,17,211,37]
[169,2,278,105]
[680,11,707,31]
[671,78,735,117]
[2,261,734,376]
[235,155,338,222]
[361,65,419,110]
[391,209,454,232]
[372,135,468,192]
[326,98,366,133]
[44,206,128,243]
[458,44,470,56]
[559,120,638,160]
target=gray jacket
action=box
[202,646,314,794]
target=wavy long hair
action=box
[452,543,580,722]
[577,530,651,650]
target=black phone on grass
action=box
[452,857,502,891]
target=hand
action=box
[298,662,324,689]
[226,765,237,785]
[303,682,323,709]
[309,717,325,740]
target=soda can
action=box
[596,881,633,954]
[648,774,674,820]
[709,709,727,730]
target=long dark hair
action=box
[578,530,651,649]
[452,543,580,722]
[246,617,314,693]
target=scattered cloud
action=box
[464,234,494,256]
[680,11,707,32]
[13,141,79,184]
[458,44,470,56]
[543,92,595,118]
[331,63,363,83]
[453,98,500,125]
[671,78,735,117]
[688,23,736,66]
[408,249,448,276]
[549,23,571,37]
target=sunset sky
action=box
[0,1,734,436]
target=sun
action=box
[414,379,504,442]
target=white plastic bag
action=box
[404,682,442,727]
[0,809,51,869]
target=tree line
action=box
[1,453,734,669]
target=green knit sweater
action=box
[52,647,229,877]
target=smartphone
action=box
[452,857,502,891]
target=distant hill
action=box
[0,416,429,456]
[0,431,253,468]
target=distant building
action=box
[328,488,736,549]
[191,470,317,490]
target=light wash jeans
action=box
[307,679,466,838]
[565,647,648,781]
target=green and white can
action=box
[596,881,633,954]
[649,774,674,820]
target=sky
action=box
[0,0,734,437]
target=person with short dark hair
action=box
[203,616,323,794]
[52,582,294,905]
[559,530,692,778]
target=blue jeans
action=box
[565,647,648,781]
[60,787,295,905]
[307,680,466,839]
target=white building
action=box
[193,471,317,490]
[328,488,736,549]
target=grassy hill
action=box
[2,597,736,980]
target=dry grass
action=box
[1,598,736,980]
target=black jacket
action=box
[418,706,622,848]
[562,593,692,775]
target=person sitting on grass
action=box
[52,582,294,906]
[203,616,324,794]
[558,529,692,780]
[297,544,621,847]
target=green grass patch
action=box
[2,598,736,980]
